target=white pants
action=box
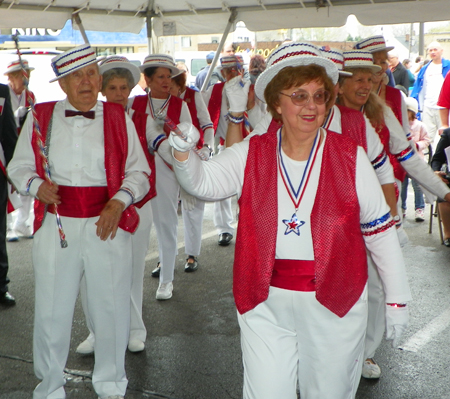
[151,154,205,284]
[213,197,234,235]
[7,194,34,230]
[238,286,367,399]
[32,214,132,399]
[422,106,441,148]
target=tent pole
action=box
[200,8,238,92]
[419,22,425,57]
[73,13,89,45]
[146,0,154,54]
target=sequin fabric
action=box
[234,118,279,315]
[361,212,395,236]
[103,102,140,233]
[311,132,368,318]
[337,104,368,152]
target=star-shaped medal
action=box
[282,213,305,236]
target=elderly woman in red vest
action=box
[338,49,450,381]
[127,54,193,301]
[167,42,411,399]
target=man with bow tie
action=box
[7,44,150,399]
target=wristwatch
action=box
[393,215,402,226]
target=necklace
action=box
[278,128,321,236]
[148,93,171,126]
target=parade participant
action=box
[0,83,18,306]
[246,54,268,129]
[401,97,430,222]
[411,41,450,147]
[148,60,213,276]
[354,36,410,137]
[4,59,36,241]
[209,41,237,86]
[338,49,450,380]
[203,54,250,246]
[7,44,151,399]
[76,56,156,355]
[128,54,192,300]
[168,42,412,399]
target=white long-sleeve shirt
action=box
[173,129,411,303]
[249,105,395,185]
[8,99,150,208]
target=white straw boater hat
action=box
[342,50,382,73]
[354,35,394,53]
[320,47,352,77]
[139,54,180,76]
[50,44,103,83]
[219,55,244,70]
[99,56,141,87]
[4,59,34,75]
[254,41,339,103]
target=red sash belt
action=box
[270,259,316,292]
[48,186,109,218]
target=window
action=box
[181,37,191,48]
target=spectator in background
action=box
[210,42,237,86]
[401,97,430,222]
[413,55,424,76]
[411,41,450,148]
[402,59,416,92]
[437,67,450,134]
[195,51,215,91]
[388,50,410,94]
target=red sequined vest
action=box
[337,105,368,152]
[32,101,140,233]
[131,109,156,208]
[234,125,368,317]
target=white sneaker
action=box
[128,339,145,352]
[6,229,18,242]
[156,282,173,300]
[415,208,425,222]
[76,338,95,354]
[361,358,381,379]
[14,224,33,238]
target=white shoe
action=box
[415,208,425,222]
[6,229,18,242]
[128,339,145,352]
[76,338,95,354]
[156,282,173,300]
[14,224,33,238]
[99,396,124,399]
[361,358,381,379]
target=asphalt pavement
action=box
[1,192,450,399]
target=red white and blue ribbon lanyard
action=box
[322,107,334,130]
[148,93,171,126]
[278,127,321,236]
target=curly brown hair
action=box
[264,64,335,121]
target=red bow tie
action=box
[65,110,95,119]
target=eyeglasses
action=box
[279,89,330,106]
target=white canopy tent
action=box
[0,0,448,35]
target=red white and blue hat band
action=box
[139,54,180,75]
[99,56,141,87]
[354,36,394,53]
[4,59,34,75]
[343,50,382,73]
[254,41,339,103]
[50,44,100,82]
[220,55,243,69]
[320,48,352,76]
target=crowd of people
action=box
[1,34,450,399]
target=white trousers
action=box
[32,214,132,399]
[80,200,153,347]
[422,106,441,148]
[238,286,367,399]
[151,154,205,284]
[213,198,234,235]
[7,194,34,230]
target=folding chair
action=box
[429,200,444,244]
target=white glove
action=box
[168,122,200,153]
[225,76,251,113]
[396,224,409,248]
[14,106,28,118]
[385,304,409,348]
[179,186,196,211]
[197,145,212,161]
